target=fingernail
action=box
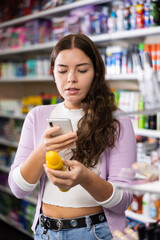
[72,132,77,137]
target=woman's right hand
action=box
[42,126,77,153]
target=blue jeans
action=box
[34,214,113,240]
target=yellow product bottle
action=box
[46,151,68,192]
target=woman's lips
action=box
[65,88,79,94]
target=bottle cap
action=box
[46,151,63,170]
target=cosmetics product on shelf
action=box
[142,193,151,218]
[149,194,160,220]
[131,192,143,214]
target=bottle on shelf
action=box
[149,193,160,220]
[142,192,151,218]
[131,191,143,214]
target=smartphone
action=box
[48,118,73,137]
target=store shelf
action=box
[0,185,37,205]
[0,214,33,239]
[106,74,138,81]
[0,164,10,173]
[118,180,160,194]
[0,0,111,28]
[0,41,56,56]
[91,26,160,42]
[0,75,53,83]
[0,111,26,119]
[1,26,160,56]
[117,106,160,118]
[126,210,156,224]
[134,128,160,138]
[0,137,18,148]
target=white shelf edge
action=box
[0,214,34,239]
[117,107,160,118]
[0,185,37,205]
[0,41,56,55]
[0,75,53,83]
[0,165,10,173]
[126,210,156,223]
[0,111,26,119]
[105,74,138,80]
[90,26,160,43]
[0,0,110,28]
[117,180,160,194]
[134,128,160,138]
[0,137,18,148]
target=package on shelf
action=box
[0,147,16,167]
[0,171,9,187]
[0,28,12,50]
[52,16,68,41]
[24,18,52,46]
[36,56,50,76]
[0,191,35,232]
[0,99,22,115]
[69,5,94,35]
[41,0,64,10]
[0,117,23,142]
[9,27,25,49]
[26,59,37,77]
[21,94,61,113]
[21,199,36,233]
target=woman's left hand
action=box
[43,160,89,191]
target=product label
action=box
[150,204,156,218]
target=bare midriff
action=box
[41,202,103,219]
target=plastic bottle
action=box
[142,193,151,218]
[46,151,69,192]
[138,96,146,129]
[131,192,143,214]
[144,2,151,27]
[129,3,137,30]
[150,194,160,219]
[136,1,144,29]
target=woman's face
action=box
[53,48,95,109]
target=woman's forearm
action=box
[81,169,113,202]
[20,142,46,184]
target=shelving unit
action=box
[0,137,18,148]
[0,185,37,205]
[0,214,33,239]
[0,0,111,28]
[1,0,160,237]
[118,180,160,195]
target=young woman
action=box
[8,34,136,240]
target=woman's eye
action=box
[58,70,67,74]
[78,69,87,73]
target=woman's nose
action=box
[67,71,77,83]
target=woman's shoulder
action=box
[113,109,134,130]
[28,104,58,116]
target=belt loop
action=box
[85,216,92,231]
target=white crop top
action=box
[42,102,101,207]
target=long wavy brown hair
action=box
[50,34,120,168]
